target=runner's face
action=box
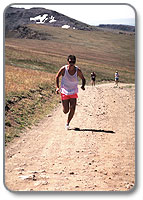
[68,60,75,66]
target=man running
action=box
[91,72,96,86]
[115,71,119,86]
[56,55,86,130]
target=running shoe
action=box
[65,124,70,130]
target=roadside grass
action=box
[5,25,135,143]
[5,65,60,143]
[5,91,59,143]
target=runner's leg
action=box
[62,99,70,114]
[117,80,118,86]
[67,98,77,125]
[91,80,93,86]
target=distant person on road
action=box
[91,72,96,86]
[115,71,119,86]
[56,55,86,130]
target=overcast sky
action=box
[11,4,135,26]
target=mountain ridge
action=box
[5,7,96,31]
[97,24,135,32]
[5,7,135,33]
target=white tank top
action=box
[61,65,78,95]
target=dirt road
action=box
[5,83,135,191]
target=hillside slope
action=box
[5,24,135,83]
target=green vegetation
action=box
[5,81,60,143]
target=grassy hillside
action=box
[6,24,135,82]
[5,25,135,143]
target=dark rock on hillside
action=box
[12,25,50,40]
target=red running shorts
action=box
[61,93,78,100]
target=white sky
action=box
[11,4,135,26]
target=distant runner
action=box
[115,71,119,86]
[91,72,96,86]
[56,55,86,130]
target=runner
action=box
[91,72,96,86]
[115,71,119,86]
[56,55,86,130]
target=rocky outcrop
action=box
[12,25,50,40]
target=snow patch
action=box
[30,14,56,24]
[30,14,49,24]
[62,25,70,29]
[49,16,57,23]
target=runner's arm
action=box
[56,67,65,94]
[77,68,86,90]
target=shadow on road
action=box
[70,128,115,134]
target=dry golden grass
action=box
[5,65,55,95]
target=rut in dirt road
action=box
[5,83,135,191]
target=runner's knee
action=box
[63,108,69,114]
